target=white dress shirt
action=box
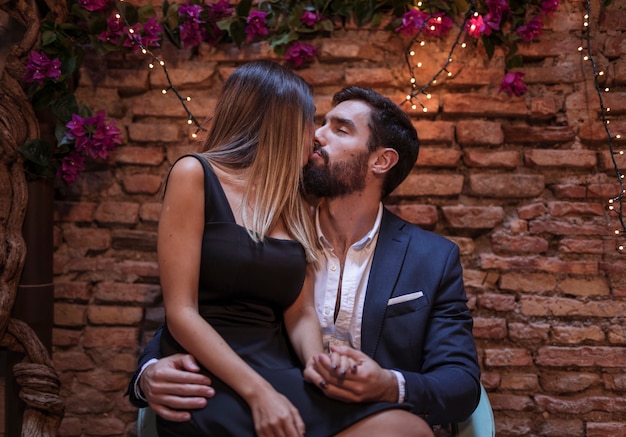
[314,203,406,403]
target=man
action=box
[128,86,480,428]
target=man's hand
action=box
[140,354,214,422]
[306,345,398,403]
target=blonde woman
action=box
[156,60,433,437]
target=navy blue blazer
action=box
[128,208,480,425]
[361,208,480,424]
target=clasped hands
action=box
[304,345,399,404]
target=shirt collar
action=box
[315,202,384,252]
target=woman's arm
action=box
[283,265,324,365]
[159,157,304,436]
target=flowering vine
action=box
[21,0,563,185]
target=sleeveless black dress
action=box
[157,154,406,437]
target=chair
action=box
[453,384,496,437]
[137,407,158,437]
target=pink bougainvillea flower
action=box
[57,151,86,185]
[541,0,560,15]
[516,16,544,42]
[484,0,510,32]
[245,11,268,43]
[98,11,125,44]
[77,0,110,12]
[284,42,317,67]
[424,13,454,37]
[499,72,527,96]
[466,15,491,38]
[209,0,233,17]
[301,10,321,27]
[179,4,206,47]
[395,9,428,37]
[121,17,163,50]
[66,111,121,161]
[23,50,62,84]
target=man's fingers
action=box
[176,354,202,372]
[149,404,192,422]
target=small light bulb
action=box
[422,107,428,113]
[149,63,154,69]
[162,89,167,94]
[187,119,193,125]
[412,104,417,110]
[410,50,415,56]
[417,62,422,68]
[160,60,165,66]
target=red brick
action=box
[81,417,126,435]
[114,146,165,166]
[62,227,111,251]
[551,324,605,344]
[484,348,533,367]
[54,281,92,302]
[415,147,461,167]
[530,97,558,120]
[345,68,396,87]
[83,327,138,348]
[140,202,162,223]
[508,323,550,341]
[500,373,539,391]
[468,174,544,198]
[491,234,549,254]
[53,328,82,347]
[559,277,610,297]
[587,422,626,437]
[442,206,504,229]
[53,351,95,371]
[54,303,87,327]
[535,394,626,413]
[464,150,521,168]
[558,239,605,254]
[477,293,516,312]
[456,120,503,145]
[522,296,626,317]
[473,317,507,339]
[517,203,548,220]
[54,202,97,223]
[539,419,584,437]
[529,219,608,236]
[505,126,576,144]
[489,393,534,410]
[87,305,144,325]
[76,368,130,392]
[94,282,161,304]
[128,122,181,143]
[413,120,455,143]
[393,174,464,196]
[552,184,587,199]
[385,204,438,228]
[608,326,626,344]
[482,255,597,274]
[297,68,345,86]
[541,372,600,393]
[95,202,140,225]
[525,149,596,168]
[537,347,626,367]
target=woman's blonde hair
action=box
[200,60,317,263]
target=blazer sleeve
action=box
[126,326,164,408]
[398,243,481,425]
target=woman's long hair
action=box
[200,60,317,263]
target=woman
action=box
[156,60,433,437]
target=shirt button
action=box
[324,309,331,316]
[330,265,337,271]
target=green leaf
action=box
[236,0,253,17]
[19,139,53,167]
[481,35,495,59]
[138,4,157,23]
[51,92,79,122]
[505,54,524,69]
[41,30,58,47]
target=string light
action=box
[581,0,625,252]
[402,0,476,111]
[114,1,205,138]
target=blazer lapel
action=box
[361,209,411,358]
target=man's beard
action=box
[302,149,369,198]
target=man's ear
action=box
[371,148,399,175]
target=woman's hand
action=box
[248,388,306,437]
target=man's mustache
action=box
[312,142,329,164]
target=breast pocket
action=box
[385,291,429,318]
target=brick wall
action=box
[48,1,626,436]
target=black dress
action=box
[157,154,406,436]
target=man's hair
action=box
[332,86,419,198]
